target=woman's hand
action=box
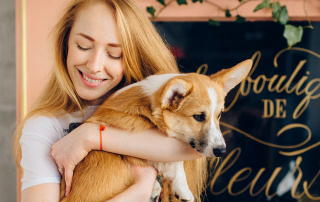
[51,123,97,196]
[105,164,158,202]
[130,164,159,200]
[131,163,158,185]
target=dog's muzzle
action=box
[189,137,226,157]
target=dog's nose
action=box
[213,147,226,157]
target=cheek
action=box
[66,47,76,70]
[67,45,86,68]
[66,52,73,78]
[108,61,125,79]
[118,59,125,74]
[116,64,124,78]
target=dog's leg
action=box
[151,161,194,202]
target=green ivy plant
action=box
[146,0,314,48]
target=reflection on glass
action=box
[155,21,320,202]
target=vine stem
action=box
[152,0,259,20]
[153,0,175,19]
[303,0,314,29]
[152,0,313,32]
[204,0,258,12]
[229,0,258,11]
[203,0,224,11]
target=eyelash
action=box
[108,54,121,60]
[77,44,90,51]
[77,44,122,60]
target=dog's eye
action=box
[218,111,222,119]
[193,113,205,122]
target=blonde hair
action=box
[14,0,206,201]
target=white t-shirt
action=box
[20,105,162,201]
[20,106,98,192]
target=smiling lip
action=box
[78,70,107,88]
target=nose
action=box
[87,50,104,72]
[213,147,226,157]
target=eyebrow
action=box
[107,43,121,48]
[77,33,121,48]
[77,33,94,42]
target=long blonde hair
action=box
[14,0,206,201]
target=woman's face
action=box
[67,2,124,105]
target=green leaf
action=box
[157,0,166,6]
[271,2,281,22]
[279,6,289,25]
[146,6,156,17]
[177,0,187,5]
[208,19,220,26]
[236,15,246,23]
[253,0,270,12]
[225,9,232,18]
[192,0,203,3]
[283,25,303,47]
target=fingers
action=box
[57,165,74,197]
[58,167,64,175]
[64,167,74,196]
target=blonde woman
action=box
[14,0,206,201]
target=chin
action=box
[77,92,101,102]
[75,84,118,104]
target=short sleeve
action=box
[20,116,63,191]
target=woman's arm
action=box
[21,183,60,202]
[92,123,203,162]
[52,122,203,196]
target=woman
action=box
[14,0,206,201]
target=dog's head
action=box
[155,60,252,157]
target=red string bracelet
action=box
[100,125,105,150]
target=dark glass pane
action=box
[155,21,320,202]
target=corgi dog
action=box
[60,60,252,202]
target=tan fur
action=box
[60,60,252,202]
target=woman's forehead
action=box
[71,2,120,45]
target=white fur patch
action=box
[112,74,183,99]
[111,82,141,98]
[142,74,183,111]
[141,74,183,96]
[208,88,217,112]
[150,161,194,201]
[207,88,225,148]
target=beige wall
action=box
[24,0,71,110]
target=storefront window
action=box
[155,21,320,202]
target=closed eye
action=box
[77,44,91,51]
[108,53,122,60]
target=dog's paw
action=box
[174,192,194,202]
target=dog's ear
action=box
[210,59,252,95]
[161,78,193,110]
